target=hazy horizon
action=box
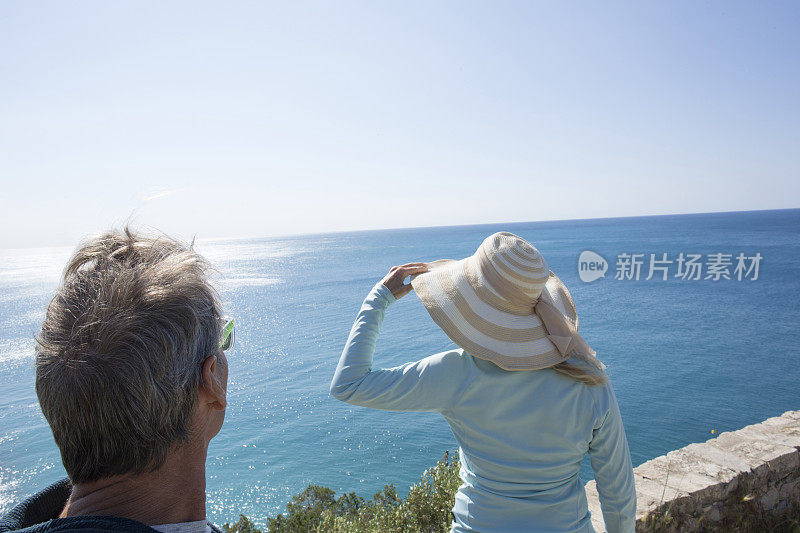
[1,206,797,252]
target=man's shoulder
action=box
[0,478,73,533]
[5,516,160,532]
[0,479,222,533]
[2,515,224,533]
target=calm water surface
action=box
[1,209,798,526]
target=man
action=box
[0,227,234,533]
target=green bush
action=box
[222,514,263,533]
[263,451,461,533]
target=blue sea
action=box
[1,209,799,527]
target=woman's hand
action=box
[380,263,429,299]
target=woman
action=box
[330,232,636,533]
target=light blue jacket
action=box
[330,282,637,533]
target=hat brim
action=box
[410,258,572,371]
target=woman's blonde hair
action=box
[551,359,608,386]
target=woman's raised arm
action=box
[329,264,470,412]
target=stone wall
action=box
[584,409,800,532]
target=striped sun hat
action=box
[410,232,605,371]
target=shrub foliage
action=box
[222,451,461,533]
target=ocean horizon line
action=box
[2,206,798,253]
[195,205,800,244]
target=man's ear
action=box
[200,355,226,411]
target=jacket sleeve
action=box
[588,381,637,533]
[329,282,466,412]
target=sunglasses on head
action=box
[219,316,235,352]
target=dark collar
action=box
[0,478,221,533]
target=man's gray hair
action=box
[35,227,222,483]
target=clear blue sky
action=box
[1,1,798,248]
